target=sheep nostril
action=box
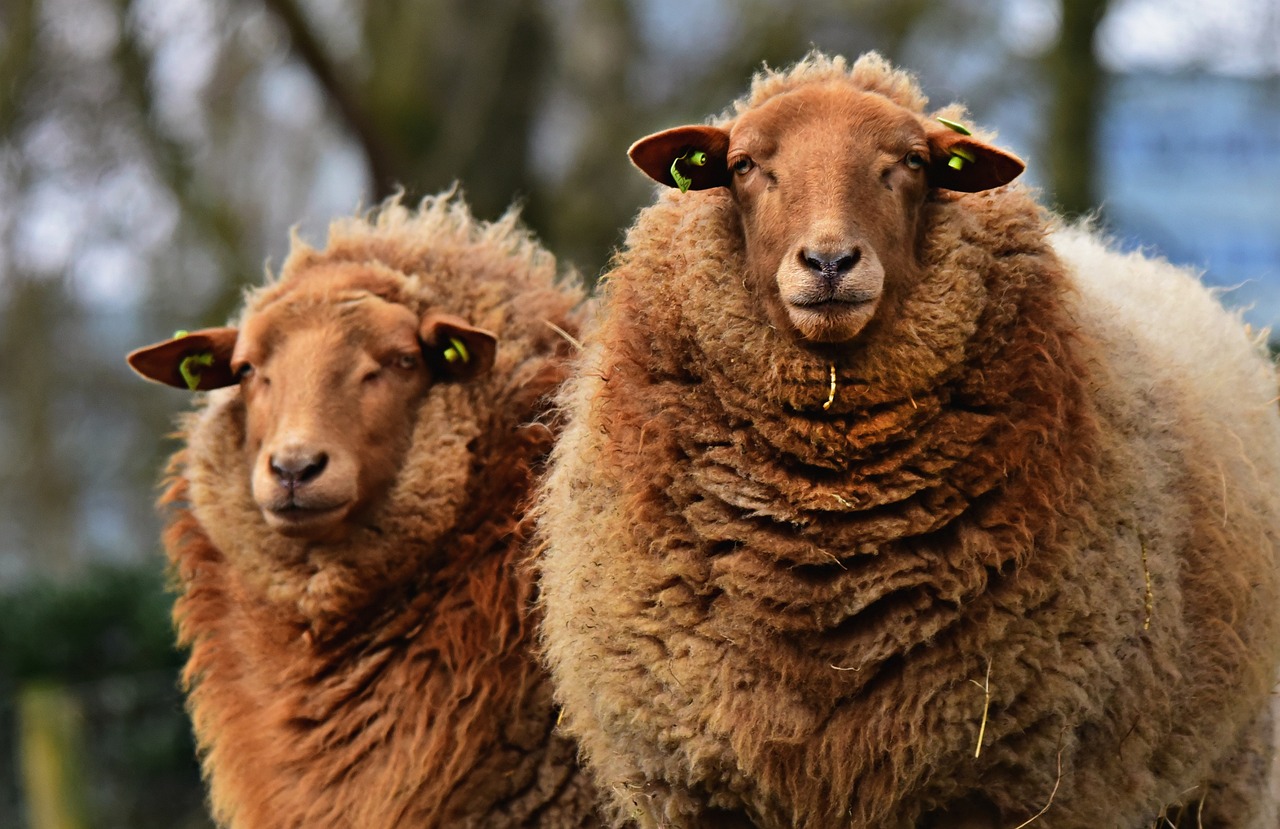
[835,249,861,272]
[270,452,329,488]
[801,248,861,279]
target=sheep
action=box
[127,193,602,829]
[534,52,1280,829]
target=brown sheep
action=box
[534,52,1280,828]
[128,194,602,829]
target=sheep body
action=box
[536,54,1280,828]
[153,194,601,828]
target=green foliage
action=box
[0,567,210,829]
[0,565,180,685]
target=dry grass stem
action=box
[818,548,848,570]
[1010,735,1065,829]
[822,363,837,410]
[970,659,992,758]
[543,319,584,351]
[1140,537,1153,631]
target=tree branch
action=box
[258,0,403,196]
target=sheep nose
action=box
[801,247,861,282]
[270,450,329,489]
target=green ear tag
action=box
[443,337,470,364]
[669,150,708,194]
[948,146,977,170]
[179,352,214,391]
[173,329,190,339]
[937,117,972,136]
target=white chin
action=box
[786,301,878,343]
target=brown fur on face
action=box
[233,271,483,540]
[730,85,926,343]
[628,76,1022,346]
[131,194,603,829]
[239,284,425,538]
[130,263,499,544]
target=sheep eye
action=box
[731,156,755,175]
[904,152,926,170]
[233,363,254,381]
[395,354,419,371]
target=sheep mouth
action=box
[789,296,878,310]
[786,294,882,320]
[262,502,351,536]
[785,296,881,343]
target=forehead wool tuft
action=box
[726,51,930,123]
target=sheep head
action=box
[629,81,1023,344]
[128,269,496,542]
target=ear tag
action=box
[179,352,214,391]
[948,146,977,171]
[669,150,708,194]
[937,117,973,136]
[173,329,190,338]
[442,337,470,364]
[937,118,977,171]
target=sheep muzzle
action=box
[253,438,358,540]
[776,237,886,343]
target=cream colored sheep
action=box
[128,193,602,829]
[535,52,1280,828]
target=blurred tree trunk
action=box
[0,0,38,134]
[1044,0,1109,216]
[17,682,90,829]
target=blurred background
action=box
[1,0,1277,826]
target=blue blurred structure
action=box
[1101,73,1280,333]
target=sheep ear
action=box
[925,121,1025,193]
[628,125,731,191]
[126,327,240,391]
[420,313,497,382]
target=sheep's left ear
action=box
[126,327,240,391]
[925,120,1025,193]
[420,313,497,382]
[628,125,731,192]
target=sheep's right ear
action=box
[420,313,497,383]
[126,328,240,391]
[924,120,1024,192]
[628,125,731,191]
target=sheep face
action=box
[628,81,1024,344]
[729,85,926,343]
[127,273,496,542]
[237,296,446,540]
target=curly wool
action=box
[536,54,1280,828]
[162,193,601,828]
